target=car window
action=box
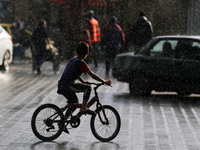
[149,40,178,58]
[175,39,200,60]
[190,41,200,60]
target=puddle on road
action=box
[0,72,12,82]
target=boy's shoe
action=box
[63,126,69,134]
[58,122,69,134]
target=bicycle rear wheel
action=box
[31,104,64,141]
[90,105,121,142]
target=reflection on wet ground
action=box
[113,91,200,107]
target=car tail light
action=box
[10,37,13,42]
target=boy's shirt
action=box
[58,57,90,86]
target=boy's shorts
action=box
[57,83,91,103]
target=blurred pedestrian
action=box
[101,16,125,74]
[32,19,52,75]
[27,15,38,32]
[84,10,101,67]
[80,30,91,48]
[12,16,25,32]
[12,17,25,61]
[52,23,62,56]
[80,30,93,63]
[129,11,153,53]
[24,16,38,62]
[21,24,33,61]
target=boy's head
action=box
[76,42,89,57]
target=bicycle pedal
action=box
[63,127,69,134]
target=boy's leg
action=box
[58,85,79,118]
[71,83,91,112]
[63,93,78,118]
[58,83,92,116]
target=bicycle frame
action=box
[87,83,109,124]
[60,83,109,125]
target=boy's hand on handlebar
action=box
[104,80,112,86]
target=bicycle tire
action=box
[90,105,121,142]
[31,104,64,141]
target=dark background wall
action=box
[2,0,191,35]
[1,0,199,57]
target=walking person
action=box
[129,11,153,53]
[84,10,101,67]
[80,30,93,63]
[12,17,25,61]
[101,16,125,74]
[12,16,25,32]
[32,19,52,75]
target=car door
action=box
[173,39,200,82]
[0,25,6,64]
[144,39,178,80]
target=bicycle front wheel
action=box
[90,105,121,142]
[31,104,64,141]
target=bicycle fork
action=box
[87,94,109,125]
[96,102,109,125]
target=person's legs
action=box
[57,85,79,118]
[92,42,98,67]
[105,47,112,74]
[71,83,91,112]
[35,51,44,75]
[111,47,118,68]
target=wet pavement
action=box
[0,61,200,150]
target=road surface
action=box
[0,61,200,150]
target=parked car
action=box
[112,35,200,95]
[0,24,13,70]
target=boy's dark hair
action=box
[76,42,89,56]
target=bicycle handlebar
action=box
[89,82,112,88]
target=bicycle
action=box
[31,83,121,142]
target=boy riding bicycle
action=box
[57,42,111,120]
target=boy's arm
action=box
[78,77,90,84]
[86,69,111,85]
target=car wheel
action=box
[0,51,10,71]
[129,74,151,96]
